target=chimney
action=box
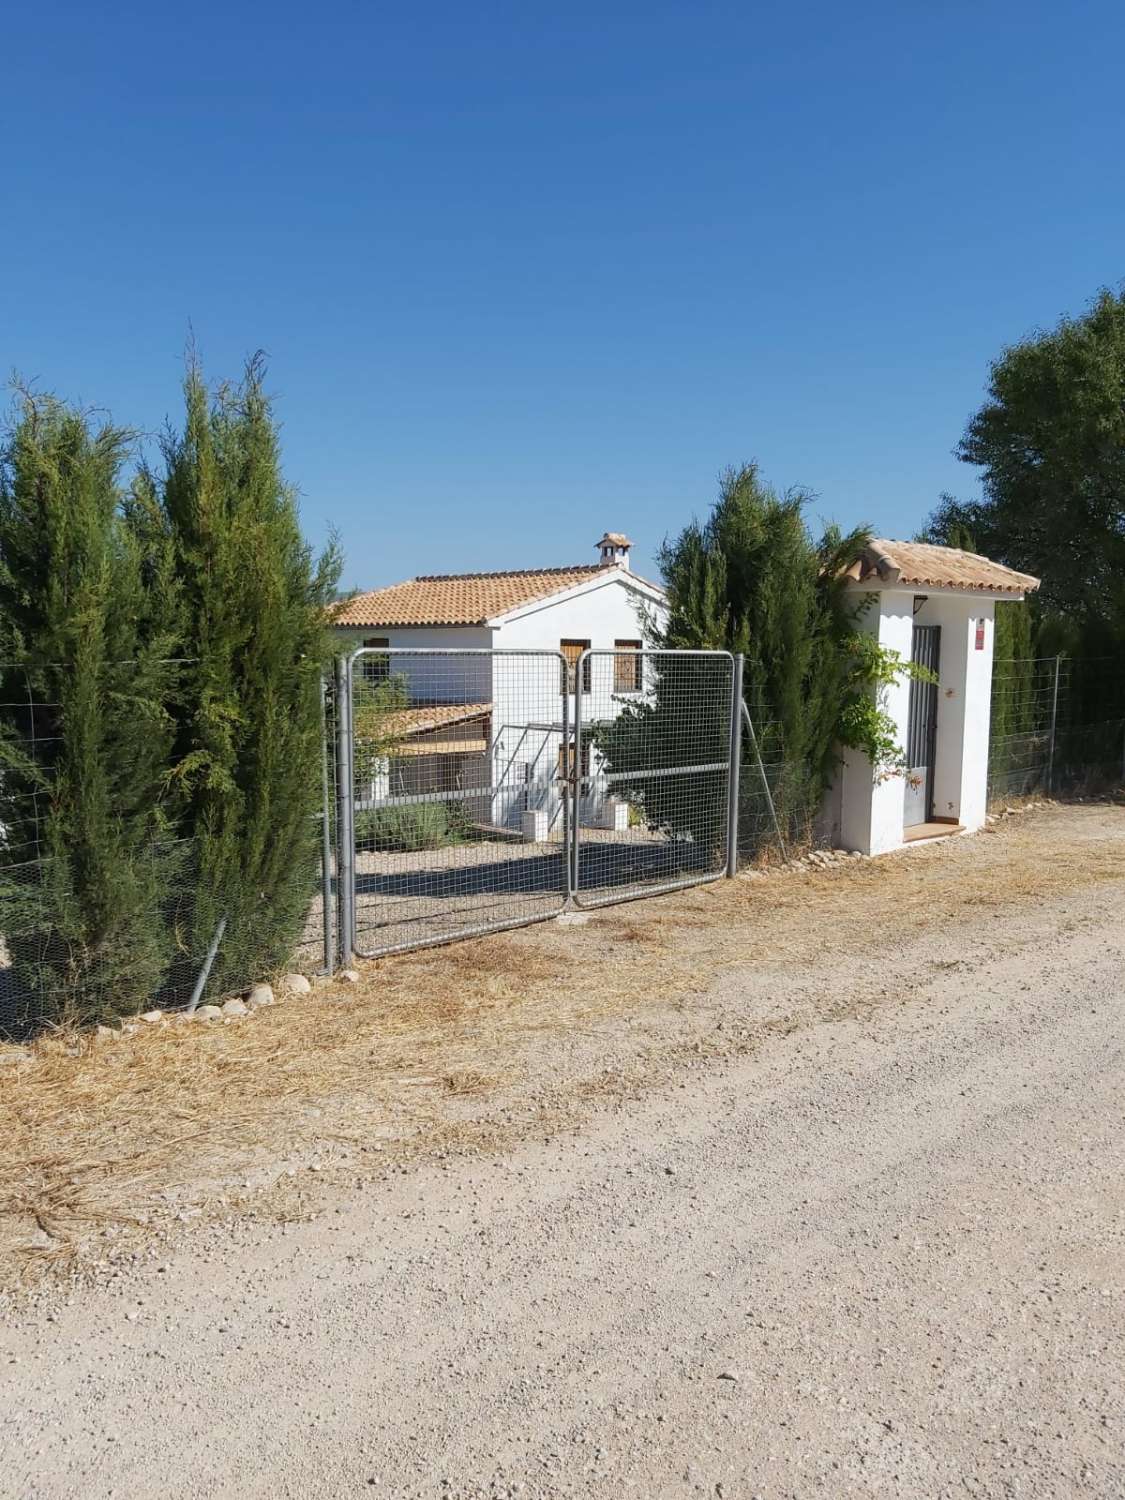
[596,531,632,570]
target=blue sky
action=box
[2,1,1123,587]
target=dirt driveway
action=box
[2,805,1124,1498]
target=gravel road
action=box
[3,811,1124,1499]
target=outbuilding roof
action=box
[848,540,1040,596]
[335,562,660,628]
[375,702,490,737]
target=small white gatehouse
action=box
[828,539,1040,856]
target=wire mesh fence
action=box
[0,661,336,1037]
[347,648,571,957]
[572,648,736,906]
[735,726,824,865]
[343,646,740,948]
[989,655,1125,805]
[987,656,1066,803]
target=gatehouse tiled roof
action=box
[849,541,1040,596]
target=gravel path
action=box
[2,813,1124,1499]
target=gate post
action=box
[569,654,584,900]
[726,654,745,877]
[320,673,336,975]
[335,653,355,965]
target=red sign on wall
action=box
[975,619,986,651]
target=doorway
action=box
[904,625,941,829]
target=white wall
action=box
[838,593,915,855]
[491,575,666,830]
[338,625,494,705]
[835,588,999,854]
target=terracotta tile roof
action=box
[849,540,1040,596]
[335,566,607,627]
[377,702,490,737]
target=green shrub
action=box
[355,802,469,852]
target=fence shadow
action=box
[354,837,712,902]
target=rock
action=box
[717,1370,740,1382]
[556,912,590,926]
[277,972,312,996]
[222,998,249,1017]
[95,1025,116,1039]
[338,968,361,985]
[0,1049,30,1068]
[193,1005,223,1021]
[246,982,275,1009]
[139,1009,164,1024]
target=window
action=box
[361,637,390,684]
[560,639,591,694]
[614,640,643,692]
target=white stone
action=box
[338,968,361,985]
[277,972,312,997]
[246,982,275,1009]
[139,1010,164,1024]
[221,998,249,1017]
[193,1005,223,1021]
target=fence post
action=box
[335,654,355,966]
[570,655,583,900]
[1046,654,1062,795]
[319,673,336,975]
[726,654,745,877]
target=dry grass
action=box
[2,805,1123,1286]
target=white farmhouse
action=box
[334,533,667,837]
[830,540,1040,856]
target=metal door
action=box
[904,625,941,828]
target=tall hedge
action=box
[0,394,181,1024]
[157,357,341,993]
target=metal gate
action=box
[341,648,571,958]
[337,646,741,958]
[905,625,941,827]
[571,648,740,906]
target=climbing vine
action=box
[836,634,937,779]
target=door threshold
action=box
[903,821,965,843]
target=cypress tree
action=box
[596,465,870,853]
[158,357,341,994]
[0,392,181,1026]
